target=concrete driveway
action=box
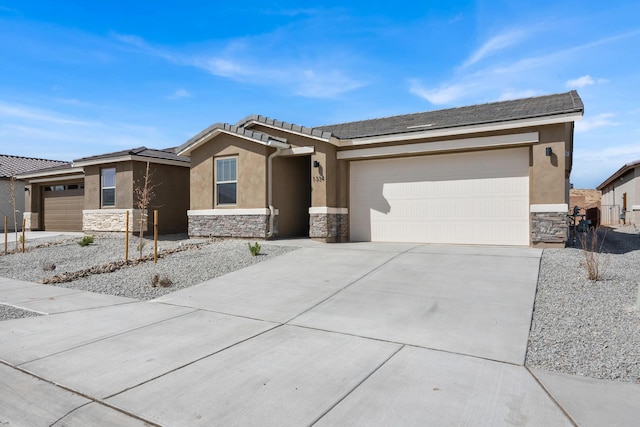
[1,241,639,426]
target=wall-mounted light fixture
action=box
[545,147,553,157]
[313,160,320,168]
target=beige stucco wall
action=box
[190,134,269,209]
[131,161,190,233]
[249,124,343,209]
[529,124,570,205]
[84,163,133,209]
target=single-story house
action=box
[597,160,640,226]
[18,147,190,234]
[178,90,584,247]
[0,154,69,232]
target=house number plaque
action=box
[312,175,325,182]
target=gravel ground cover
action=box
[0,234,296,319]
[526,225,640,384]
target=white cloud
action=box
[194,57,246,79]
[409,80,471,105]
[111,32,365,99]
[167,89,192,100]
[572,142,640,187]
[497,89,542,101]
[462,30,528,68]
[0,101,174,158]
[111,32,176,63]
[566,75,594,88]
[0,102,97,126]
[294,69,364,98]
[575,113,618,132]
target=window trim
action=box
[215,157,238,206]
[101,167,116,207]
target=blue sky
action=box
[0,1,638,188]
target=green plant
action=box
[578,227,609,281]
[77,235,95,247]
[248,241,261,256]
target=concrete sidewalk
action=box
[1,242,639,426]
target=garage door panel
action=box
[350,148,529,246]
[43,188,84,232]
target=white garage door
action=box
[350,147,530,245]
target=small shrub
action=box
[150,273,172,288]
[578,227,609,281]
[77,236,94,247]
[137,240,147,258]
[248,241,261,256]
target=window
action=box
[101,168,116,207]
[216,158,237,205]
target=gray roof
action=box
[177,123,288,154]
[73,146,189,164]
[317,90,584,139]
[0,154,69,178]
[597,159,640,190]
[179,91,584,153]
[236,115,332,140]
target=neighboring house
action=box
[0,154,69,232]
[597,160,640,226]
[178,91,584,247]
[18,147,190,234]
[569,189,601,228]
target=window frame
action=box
[215,157,238,206]
[101,167,116,207]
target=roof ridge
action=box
[237,114,332,140]
[0,153,68,164]
[319,91,580,129]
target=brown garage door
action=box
[43,183,84,231]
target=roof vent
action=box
[406,124,433,129]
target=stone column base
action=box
[309,207,349,243]
[530,204,568,246]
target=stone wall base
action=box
[188,214,275,238]
[531,211,567,245]
[309,213,349,242]
[83,209,148,233]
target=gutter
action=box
[266,138,291,238]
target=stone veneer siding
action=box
[188,214,275,238]
[83,209,148,233]
[530,211,567,244]
[23,212,38,231]
[309,213,349,242]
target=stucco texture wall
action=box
[189,134,269,209]
[132,161,190,234]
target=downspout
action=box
[267,139,290,238]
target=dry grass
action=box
[578,227,610,281]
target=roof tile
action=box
[317,90,584,139]
[0,154,69,178]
